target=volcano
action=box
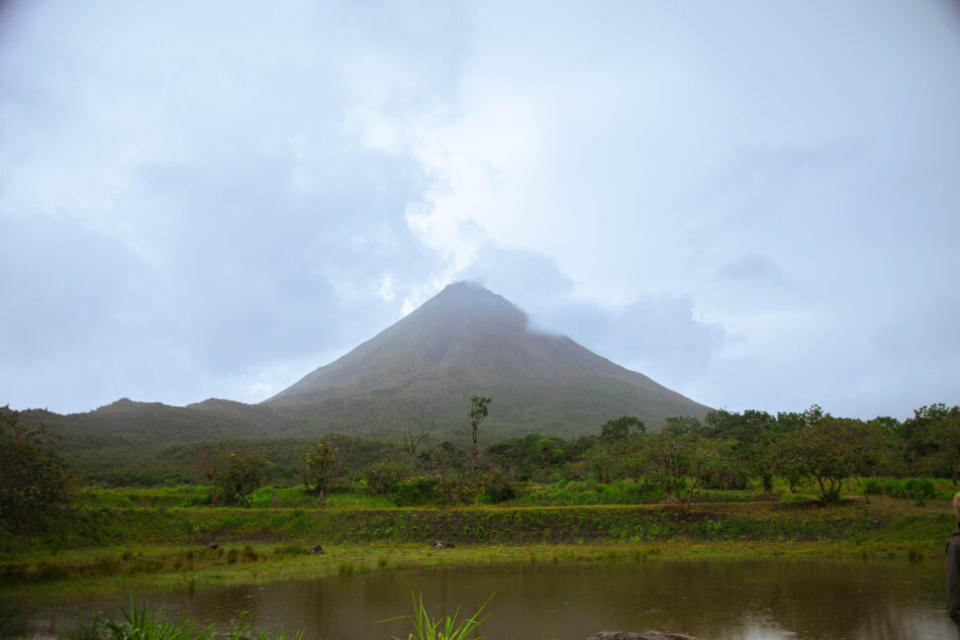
[261,281,709,439]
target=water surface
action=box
[20,560,954,640]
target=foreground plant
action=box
[86,600,301,640]
[102,601,210,640]
[380,593,493,640]
[227,612,304,640]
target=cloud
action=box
[1,0,958,420]
[716,255,790,289]
[0,1,469,411]
[391,1,960,418]
[0,215,152,363]
[456,244,725,389]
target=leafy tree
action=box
[581,438,618,483]
[487,434,579,481]
[641,426,732,513]
[209,450,267,507]
[917,405,960,484]
[419,441,472,504]
[365,460,413,495]
[469,395,492,474]
[419,441,468,477]
[0,407,72,531]
[662,415,704,435]
[775,410,807,432]
[600,416,645,441]
[705,409,779,491]
[767,414,885,502]
[849,418,903,480]
[303,442,336,504]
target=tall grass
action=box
[380,593,492,640]
[62,601,303,640]
[102,601,209,640]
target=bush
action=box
[366,461,413,496]
[902,478,936,506]
[863,478,883,496]
[820,489,841,505]
[480,483,516,504]
[873,478,938,506]
[177,487,213,507]
[389,477,439,506]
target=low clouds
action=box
[458,245,724,390]
[0,1,462,410]
[1,1,958,418]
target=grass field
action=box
[2,485,955,603]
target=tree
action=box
[403,425,430,465]
[641,426,733,513]
[600,416,645,441]
[487,434,576,481]
[365,460,412,496]
[662,415,704,435]
[704,409,778,491]
[469,395,492,474]
[207,450,267,507]
[767,414,883,502]
[420,441,468,478]
[419,441,471,504]
[0,407,72,531]
[303,442,337,505]
[918,406,960,484]
[395,399,433,464]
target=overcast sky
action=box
[2,1,959,420]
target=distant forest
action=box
[22,402,956,509]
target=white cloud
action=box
[0,0,958,419]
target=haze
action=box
[1,1,958,419]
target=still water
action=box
[21,560,955,640]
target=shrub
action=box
[877,478,938,505]
[389,477,439,506]
[863,478,883,496]
[902,478,937,506]
[480,483,516,504]
[366,462,413,496]
[820,489,841,505]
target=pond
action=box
[18,560,955,640]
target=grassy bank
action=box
[2,497,936,553]
[1,496,952,602]
[1,537,946,604]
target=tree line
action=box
[195,402,960,510]
[484,403,960,507]
[3,401,959,529]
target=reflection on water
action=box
[20,560,954,640]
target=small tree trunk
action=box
[237,488,251,508]
[761,473,773,493]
